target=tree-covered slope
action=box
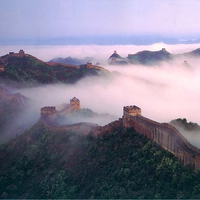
[1,123,200,199]
[115,47,200,66]
[0,53,108,86]
[127,48,171,65]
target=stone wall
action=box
[123,106,200,170]
[41,106,56,117]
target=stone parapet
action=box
[123,105,200,170]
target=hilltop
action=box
[127,48,171,65]
[0,50,109,87]
[182,48,200,57]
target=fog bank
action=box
[3,43,200,146]
[18,57,200,125]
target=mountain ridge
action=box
[0,50,109,87]
[108,47,200,65]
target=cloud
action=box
[2,43,200,146]
[17,55,200,124]
[1,0,200,41]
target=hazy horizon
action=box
[1,42,200,62]
[1,0,200,45]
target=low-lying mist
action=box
[2,43,200,146]
[18,55,200,124]
[55,108,116,126]
[173,126,200,149]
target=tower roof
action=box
[109,50,123,59]
[71,97,79,101]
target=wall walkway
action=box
[124,113,200,170]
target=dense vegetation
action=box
[1,123,200,199]
[0,54,106,86]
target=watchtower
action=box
[123,105,141,117]
[123,105,141,127]
[70,97,80,110]
[86,63,93,68]
[41,106,56,117]
[19,50,25,57]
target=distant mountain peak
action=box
[0,51,109,86]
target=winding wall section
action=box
[123,106,200,170]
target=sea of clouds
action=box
[1,43,200,146]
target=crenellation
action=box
[41,97,81,118]
[124,105,141,116]
[39,99,200,170]
[18,50,25,57]
[123,105,200,170]
[7,50,25,58]
[70,97,80,110]
[41,106,56,116]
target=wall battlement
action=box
[70,97,80,110]
[41,106,56,117]
[124,105,141,116]
[41,97,80,118]
[123,105,200,170]
[8,50,25,57]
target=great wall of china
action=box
[123,105,200,170]
[0,50,25,72]
[41,97,99,135]
[40,98,200,170]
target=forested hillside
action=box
[0,53,108,86]
[1,123,200,199]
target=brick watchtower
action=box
[41,106,56,117]
[18,50,25,57]
[70,97,80,110]
[123,105,141,127]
